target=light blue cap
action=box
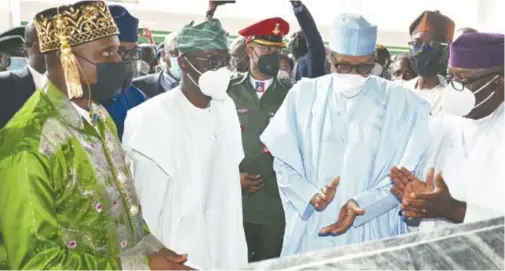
[329,13,377,56]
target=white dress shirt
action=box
[27,65,45,90]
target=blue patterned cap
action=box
[109,4,139,42]
[330,13,377,56]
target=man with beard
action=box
[104,4,147,139]
[391,33,504,230]
[0,1,189,269]
[227,17,292,262]
[405,11,455,116]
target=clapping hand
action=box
[319,199,365,236]
[390,166,434,201]
[311,176,340,211]
[390,167,463,222]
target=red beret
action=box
[239,17,289,47]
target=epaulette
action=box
[277,76,295,90]
[229,71,249,86]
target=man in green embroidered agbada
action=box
[0,1,191,270]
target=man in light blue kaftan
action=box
[260,14,431,256]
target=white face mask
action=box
[278,70,290,79]
[185,57,231,101]
[168,56,182,80]
[442,75,498,117]
[370,63,383,77]
[6,57,28,71]
[332,73,368,98]
[137,60,151,76]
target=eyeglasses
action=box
[118,47,143,61]
[195,55,232,71]
[446,72,503,91]
[408,40,449,52]
[334,62,375,74]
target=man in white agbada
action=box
[390,32,504,230]
[260,13,431,256]
[122,19,248,269]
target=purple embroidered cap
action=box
[450,32,504,69]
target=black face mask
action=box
[77,55,127,104]
[122,60,136,90]
[256,51,280,77]
[408,47,449,77]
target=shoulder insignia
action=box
[277,76,295,90]
[229,71,249,86]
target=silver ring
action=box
[422,208,427,213]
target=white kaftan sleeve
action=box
[274,158,319,220]
[261,81,320,220]
[352,88,431,227]
[127,149,170,240]
[352,182,400,227]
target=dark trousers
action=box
[244,222,284,262]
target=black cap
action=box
[0,36,25,51]
[0,26,26,40]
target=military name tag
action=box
[237,108,248,114]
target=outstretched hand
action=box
[311,176,340,211]
[319,200,365,236]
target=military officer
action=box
[227,17,292,262]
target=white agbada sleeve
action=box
[261,81,320,220]
[127,149,170,238]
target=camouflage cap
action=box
[177,19,229,55]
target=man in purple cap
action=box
[390,32,504,231]
[104,4,147,139]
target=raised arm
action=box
[291,1,326,78]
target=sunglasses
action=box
[408,40,449,52]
